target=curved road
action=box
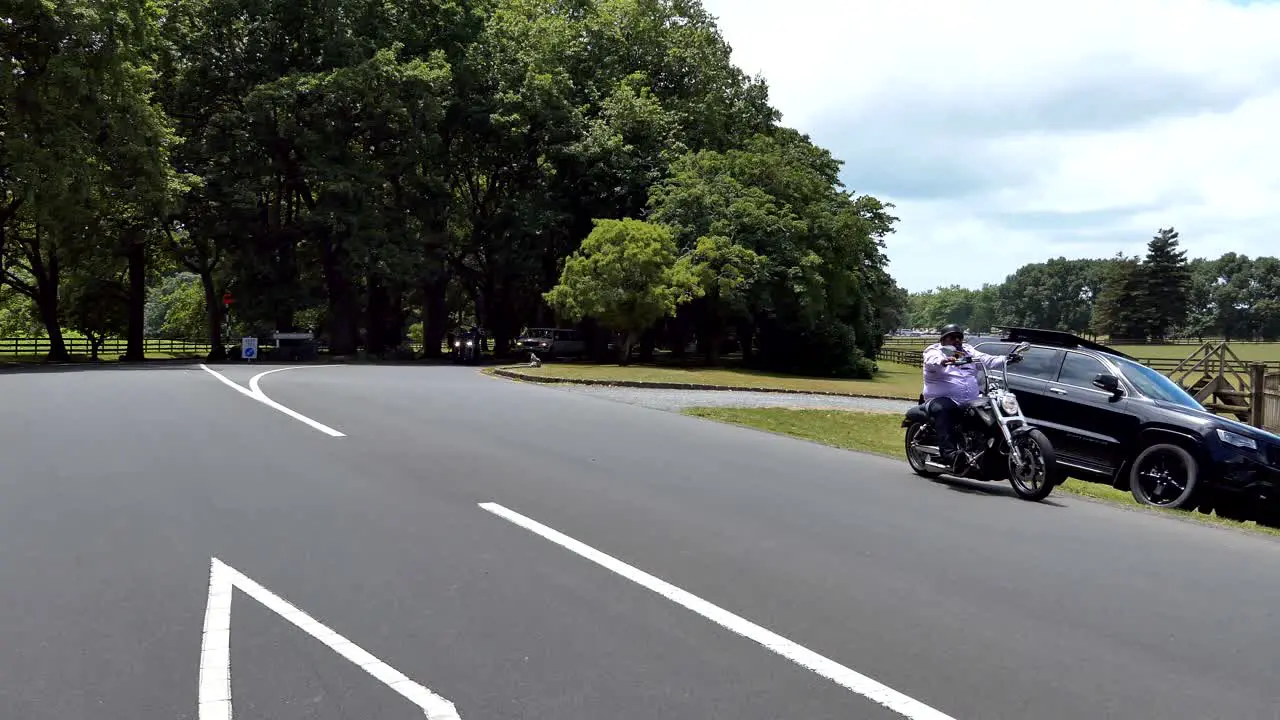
[1,363,1279,719]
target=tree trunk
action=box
[200,271,227,361]
[705,334,722,366]
[322,244,358,355]
[738,320,755,363]
[617,331,637,365]
[36,290,68,361]
[423,275,448,358]
[365,275,390,356]
[639,328,655,362]
[386,289,406,349]
[124,238,147,361]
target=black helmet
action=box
[939,324,965,342]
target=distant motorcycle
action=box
[901,342,1059,501]
[452,336,479,365]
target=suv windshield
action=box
[1110,355,1204,410]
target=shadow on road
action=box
[0,359,206,375]
[0,356,517,375]
[932,475,1067,508]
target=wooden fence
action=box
[0,337,212,357]
[877,348,924,367]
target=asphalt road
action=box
[3,362,1280,720]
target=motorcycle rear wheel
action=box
[905,422,943,478]
[1007,429,1056,501]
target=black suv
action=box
[968,328,1280,522]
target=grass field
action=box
[507,360,924,399]
[1111,343,1280,362]
[681,406,1280,538]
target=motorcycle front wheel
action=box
[1007,429,1056,501]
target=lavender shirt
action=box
[921,342,1009,404]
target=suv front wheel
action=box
[1128,443,1199,509]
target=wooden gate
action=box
[1263,371,1280,434]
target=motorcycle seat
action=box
[905,405,930,423]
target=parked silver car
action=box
[516,328,586,358]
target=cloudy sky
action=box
[699,0,1280,292]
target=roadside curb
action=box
[486,366,916,402]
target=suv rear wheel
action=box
[1128,443,1198,509]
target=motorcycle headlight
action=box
[999,393,1020,415]
[466,340,474,347]
[453,341,460,347]
[1217,428,1257,451]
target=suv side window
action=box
[1056,352,1109,389]
[974,343,1064,381]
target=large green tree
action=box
[2,0,180,360]
[648,129,897,376]
[544,218,697,362]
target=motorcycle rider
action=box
[922,324,1016,469]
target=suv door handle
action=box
[1049,387,1068,395]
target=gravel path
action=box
[547,384,915,414]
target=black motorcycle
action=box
[452,335,479,364]
[901,342,1059,501]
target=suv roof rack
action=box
[994,326,1134,359]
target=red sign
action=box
[222,292,234,306]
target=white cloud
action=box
[700,0,1280,291]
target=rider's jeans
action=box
[929,397,963,458]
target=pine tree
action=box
[1140,227,1191,339]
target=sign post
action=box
[241,337,258,362]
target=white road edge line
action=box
[199,557,461,720]
[198,364,345,437]
[478,502,958,720]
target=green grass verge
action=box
[681,406,1280,538]
[505,360,922,399]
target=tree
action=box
[673,234,766,364]
[2,0,181,360]
[1092,255,1146,339]
[146,272,207,340]
[63,275,129,360]
[544,218,696,363]
[649,129,895,375]
[1139,227,1191,339]
[993,258,1107,334]
[4,0,917,372]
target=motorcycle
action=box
[901,341,1059,502]
[452,336,479,365]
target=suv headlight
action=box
[999,393,1020,415]
[1217,429,1257,451]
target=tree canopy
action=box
[905,230,1280,341]
[2,0,899,375]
